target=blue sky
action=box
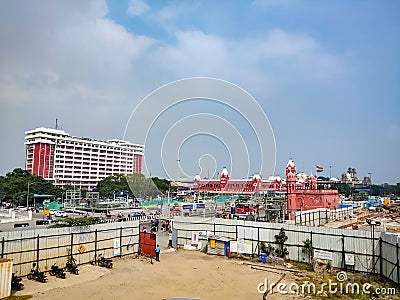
[0,0,399,184]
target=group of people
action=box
[140,220,173,262]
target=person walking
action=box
[168,230,172,248]
[155,244,161,262]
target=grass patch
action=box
[292,269,400,299]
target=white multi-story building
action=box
[25,127,144,191]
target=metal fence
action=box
[295,207,356,226]
[172,217,400,285]
[0,220,140,276]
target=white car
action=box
[55,210,68,217]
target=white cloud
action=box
[259,29,317,57]
[127,0,150,17]
[0,0,345,176]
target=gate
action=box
[139,232,156,258]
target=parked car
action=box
[36,220,50,225]
[55,210,68,217]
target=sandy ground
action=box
[15,249,299,300]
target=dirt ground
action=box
[15,249,298,300]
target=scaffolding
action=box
[64,190,81,208]
[86,192,100,207]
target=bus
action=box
[235,203,259,215]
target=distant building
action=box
[25,127,144,190]
[341,167,359,184]
[286,159,338,220]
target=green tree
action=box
[302,238,313,263]
[335,183,351,197]
[0,168,62,205]
[96,174,131,198]
[274,228,289,258]
[151,177,171,193]
[126,173,162,199]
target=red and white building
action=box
[25,127,144,190]
[194,161,339,219]
[193,167,284,195]
[286,159,338,219]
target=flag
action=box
[316,165,324,173]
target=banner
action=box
[191,232,199,246]
[314,249,332,261]
[113,238,121,257]
[230,241,238,253]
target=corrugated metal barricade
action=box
[172,216,400,285]
[0,259,12,299]
[0,220,140,276]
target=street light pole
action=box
[366,218,380,275]
[26,182,30,208]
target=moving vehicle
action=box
[55,210,68,217]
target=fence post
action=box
[313,211,315,227]
[1,236,4,258]
[236,225,238,240]
[120,227,123,257]
[36,234,40,269]
[257,227,260,256]
[70,233,74,260]
[379,238,382,276]
[95,229,98,263]
[397,243,399,284]
[213,223,216,235]
[341,234,345,269]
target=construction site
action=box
[324,201,400,233]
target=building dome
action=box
[253,173,262,180]
[296,173,308,181]
[308,174,316,181]
[287,159,295,168]
[268,175,282,182]
[220,167,229,176]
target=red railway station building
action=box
[193,160,339,219]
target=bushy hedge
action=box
[49,217,104,228]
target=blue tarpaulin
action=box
[34,194,55,198]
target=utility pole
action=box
[26,182,30,208]
[329,166,332,179]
